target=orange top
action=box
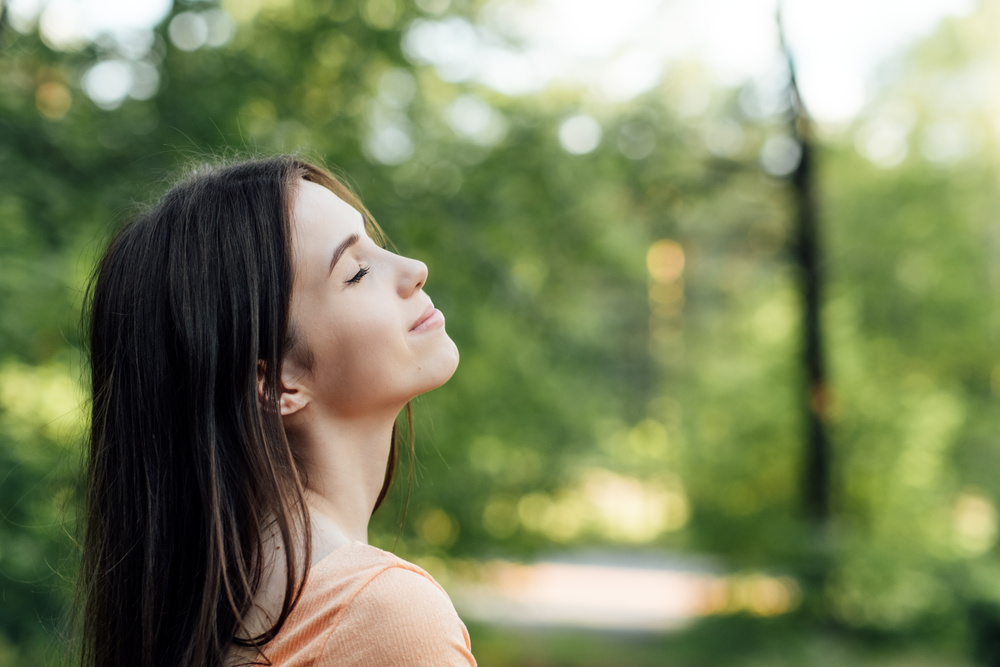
[247,542,476,666]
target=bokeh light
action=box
[558,114,602,155]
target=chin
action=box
[419,340,460,395]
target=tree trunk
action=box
[780,16,831,529]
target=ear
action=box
[257,360,311,417]
[277,385,308,417]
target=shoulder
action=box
[347,562,455,625]
[317,548,476,666]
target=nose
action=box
[397,254,427,298]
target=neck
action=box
[290,410,397,546]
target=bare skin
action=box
[237,179,459,643]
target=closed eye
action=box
[346,265,370,284]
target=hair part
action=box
[79,156,411,667]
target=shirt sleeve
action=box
[318,565,477,667]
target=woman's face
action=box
[284,180,459,419]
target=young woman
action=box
[80,156,474,666]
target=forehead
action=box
[289,180,366,284]
[290,179,364,243]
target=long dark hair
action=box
[79,156,404,667]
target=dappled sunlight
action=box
[854,102,916,168]
[402,16,480,83]
[497,466,688,544]
[750,291,797,346]
[417,507,461,548]
[953,490,998,556]
[81,60,134,110]
[220,0,273,24]
[600,418,675,464]
[583,468,689,541]
[168,10,234,52]
[440,558,801,631]
[759,134,802,176]
[646,240,685,284]
[35,82,72,120]
[0,361,86,444]
[360,0,404,30]
[446,95,508,147]
[647,240,684,357]
[557,114,602,155]
[699,573,801,617]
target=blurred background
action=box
[2,0,1000,664]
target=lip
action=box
[410,302,445,332]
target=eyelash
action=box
[347,265,370,284]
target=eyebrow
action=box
[328,233,359,275]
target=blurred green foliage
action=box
[2,0,1000,664]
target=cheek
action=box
[336,307,400,364]
[311,309,412,409]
